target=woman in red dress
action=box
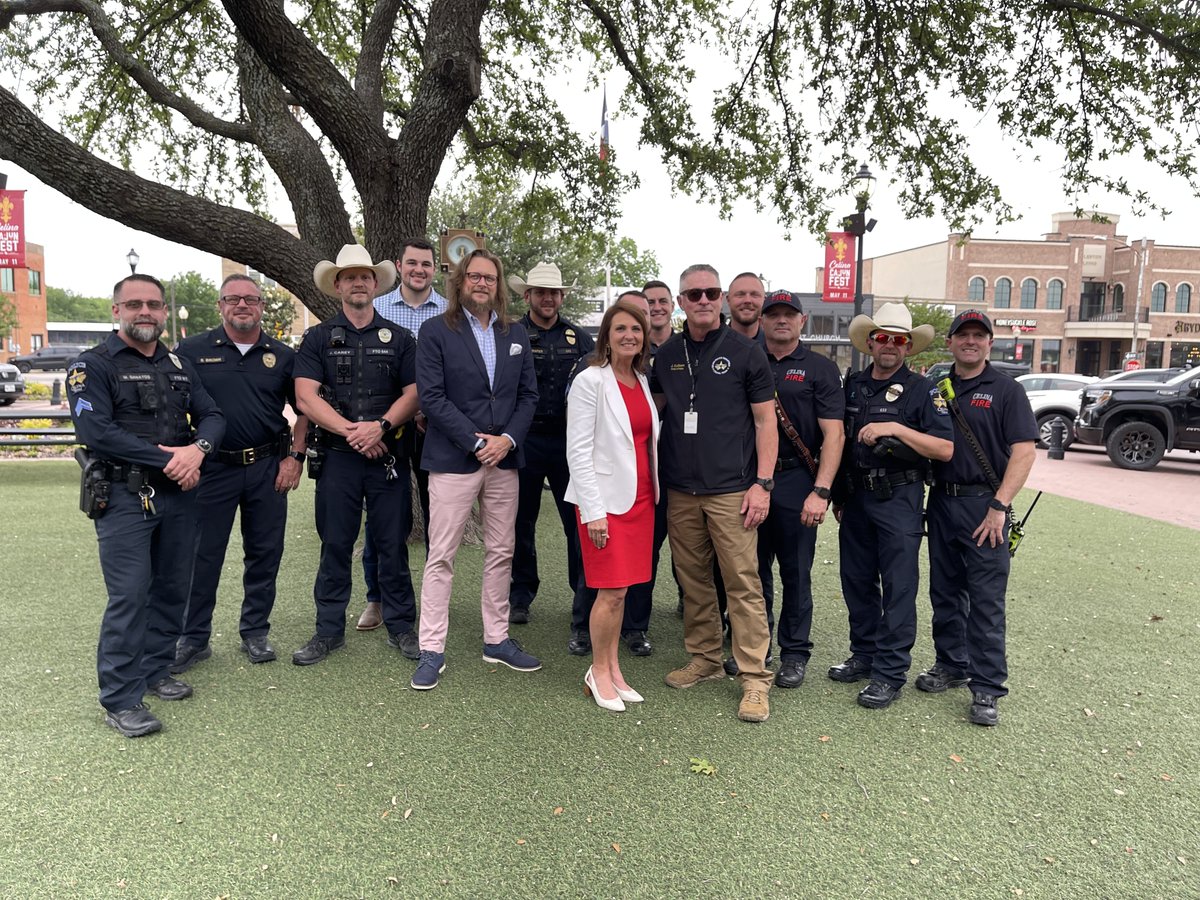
[565,300,660,712]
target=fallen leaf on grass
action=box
[820,812,830,821]
[612,843,621,853]
[689,757,717,776]
[404,809,412,820]
[1084,708,1095,717]
[909,858,920,866]
[516,839,526,845]
[819,735,831,742]
[381,811,389,819]
[1160,774,1174,781]
[1178,856,1188,865]
[553,807,564,815]
[949,754,963,764]
[387,876,399,885]
[1149,614,1164,622]
[1043,856,1055,864]
[421,723,430,730]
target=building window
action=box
[1176,283,1192,314]
[1112,283,1125,313]
[1046,279,1063,310]
[995,277,1012,308]
[967,277,985,303]
[1144,340,1163,368]
[27,269,41,295]
[1040,339,1061,372]
[1151,282,1167,312]
[1020,278,1037,309]
[31,333,43,351]
[0,268,13,293]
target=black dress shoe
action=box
[509,607,530,625]
[622,632,653,657]
[105,703,162,738]
[828,657,871,683]
[774,659,806,689]
[170,642,212,675]
[969,692,1000,726]
[388,630,421,660]
[915,665,969,693]
[292,634,346,666]
[241,635,277,664]
[857,680,900,709]
[146,676,194,701]
[566,630,592,656]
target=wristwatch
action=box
[812,486,832,501]
[287,450,306,463]
[377,417,393,433]
[754,477,775,492]
[194,438,214,456]
[987,498,1009,512]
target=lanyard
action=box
[682,326,730,411]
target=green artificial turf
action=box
[0,461,1196,898]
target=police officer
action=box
[830,302,953,710]
[918,310,1037,726]
[292,244,419,666]
[754,290,844,688]
[507,262,594,624]
[68,273,225,737]
[171,274,307,673]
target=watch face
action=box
[446,235,479,265]
[196,439,213,454]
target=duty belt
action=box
[103,462,174,492]
[216,440,282,466]
[857,468,923,492]
[775,456,804,472]
[935,481,993,497]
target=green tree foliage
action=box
[259,284,297,341]
[45,286,111,322]
[906,301,957,371]
[0,1,1196,319]
[0,295,18,339]
[168,271,220,338]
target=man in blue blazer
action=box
[411,248,542,690]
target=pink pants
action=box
[418,467,519,653]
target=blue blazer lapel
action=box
[492,324,511,388]
[458,318,489,383]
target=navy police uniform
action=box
[295,312,418,641]
[174,327,299,652]
[510,313,595,614]
[836,364,952,688]
[67,333,224,714]
[927,363,1037,697]
[761,343,843,663]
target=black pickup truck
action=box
[1074,367,1200,469]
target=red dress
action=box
[578,379,655,588]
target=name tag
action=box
[683,411,698,434]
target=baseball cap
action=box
[762,290,803,313]
[948,309,993,336]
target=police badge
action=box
[263,352,277,369]
[884,383,904,403]
[379,328,393,344]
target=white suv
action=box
[1016,373,1098,449]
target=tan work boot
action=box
[738,687,770,722]
[664,657,724,689]
[356,602,383,631]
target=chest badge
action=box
[263,352,277,369]
[712,356,730,375]
[378,328,393,344]
[168,352,183,370]
[885,383,904,403]
[565,329,577,345]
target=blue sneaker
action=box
[482,638,542,672]
[411,651,445,690]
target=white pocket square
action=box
[509,344,523,356]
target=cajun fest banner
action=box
[823,231,856,303]
[0,190,26,269]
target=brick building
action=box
[2,240,48,358]
[820,212,1200,375]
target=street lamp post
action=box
[126,248,139,275]
[843,163,877,372]
[178,305,189,341]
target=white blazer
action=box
[564,363,660,524]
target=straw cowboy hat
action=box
[313,244,397,298]
[507,261,573,296]
[848,302,935,354]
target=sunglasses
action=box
[117,299,166,311]
[870,331,911,347]
[681,287,723,303]
[220,295,263,306]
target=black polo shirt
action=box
[769,342,844,465]
[651,324,775,494]
[176,327,297,451]
[931,362,1038,485]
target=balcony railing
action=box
[1065,304,1150,324]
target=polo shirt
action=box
[931,362,1038,485]
[769,342,844,464]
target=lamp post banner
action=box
[824,231,856,303]
[0,190,26,268]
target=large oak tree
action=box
[0,1,1195,318]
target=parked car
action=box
[0,361,25,405]
[1074,367,1200,470]
[1097,367,1186,383]
[1015,373,1098,449]
[7,345,89,373]
[924,360,1031,381]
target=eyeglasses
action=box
[465,272,498,285]
[117,299,166,311]
[681,287,723,303]
[220,295,263,306]
[870,332,911,346]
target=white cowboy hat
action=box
[507,261,573,296]
[848,302,935,354]
[313,244,397,298]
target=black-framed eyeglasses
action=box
[681,287,723,303]
[220,295,264,307]
[465,272,498,285]
[118,299,166,311]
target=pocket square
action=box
[509,344,523,356]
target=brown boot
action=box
[664,657,724,689]
[737,687,770,722]
[356,601,383,631]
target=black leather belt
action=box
[776,456,804,472]
[857,468,923,492]
[936,481,993,497]
[216,441,280,466]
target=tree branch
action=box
[1041,0,1200,59]
[357,0,404,122]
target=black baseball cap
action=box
[763,290,803,314]
[948,309,993,336]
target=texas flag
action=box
[599,86,609,162]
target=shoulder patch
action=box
[67,363,87,393]
[931,388,949,415]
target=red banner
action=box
[823,231,856,303]
[0,190,26,268]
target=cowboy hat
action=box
[507,261,573,296]
[848,302,935,354]
[313,244,397,298]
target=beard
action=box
[226,316,258,334]
[462,295,493,317]
[122,319,164,344]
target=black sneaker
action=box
[567,630,592,656]
[828,657,871,683]
[104,703,162,738]
[388,630,421,660]
[857,680,900,709]
[723,654,774,676]
[240,635,277,664]
[969,692,1000,726]
[915,665,969,693]
[774,659,806,689]
[170,642,212,675]
[509,607,531,625]
[146,676,193,701]
[292,634,345,666]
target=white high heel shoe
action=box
[584,666,625,712]
[614,684,644,703]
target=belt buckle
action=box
[242,447,256,465]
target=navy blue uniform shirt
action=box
[843,364,952,472]
[769,343,844,462]
[931,363,1037,484]
[522,313,595,424]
